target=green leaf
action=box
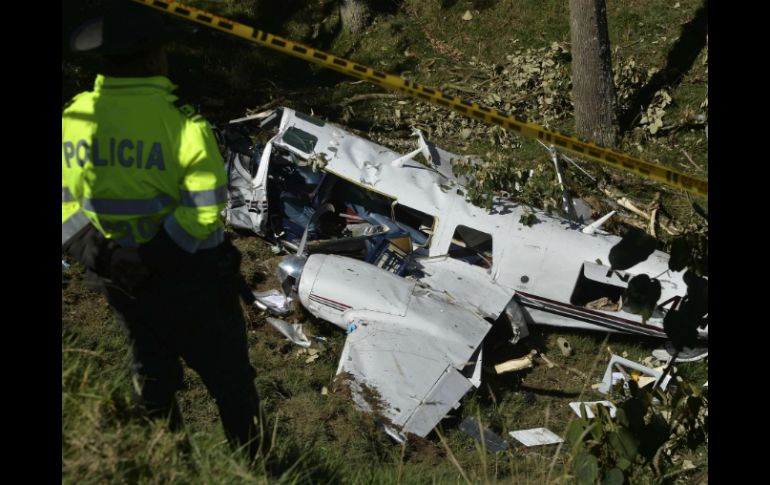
[668,237,691,272]
[623,274,662,321]
[616,457,632,471]
[590,412,605,441]
[615,408,629,428]
[617,428,639,460]
[575,452,599,485]
[519,213,540,227]
[603,467,625,485]
[608,428,638,461]
[566,419,588,447]
[609,228,657,270]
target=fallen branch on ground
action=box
[340,93,406,106]
[648,192,661,237]
[600,185,679,236]
[246,98,286,115]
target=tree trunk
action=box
[569,0,618,147]
[340,0,371,34]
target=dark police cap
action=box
[69,0,194,55]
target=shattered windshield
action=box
[282,126,318,154]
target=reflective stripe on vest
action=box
[163,214,224,253]
[81,194,176,215]
[180,186,227,208]
[62,210,90,246]
[62,187,75,202]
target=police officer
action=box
[62,0,262,459]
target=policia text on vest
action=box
[63,139,167,170]
[62,75,228,252]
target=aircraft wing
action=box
[333,289,491,439]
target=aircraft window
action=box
[449,225,493,268]
[393,204,434,247]
[570,264,623,311]
[283,127,318,154]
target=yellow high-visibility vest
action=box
[62,75,226,253]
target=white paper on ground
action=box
[509,427,564,447]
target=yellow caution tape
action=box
[132,0,708,197]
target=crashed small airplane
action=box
[223,107,707,440]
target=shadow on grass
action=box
[618,0,708,133]
[441,0,500,10]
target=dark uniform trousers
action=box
[88,229,262,459]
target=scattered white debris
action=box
[494,350,536,374]
[652,343,708,363]
[598,355,671,394]
[581,210,616,235]
[569,401,617,419]
[509,427,563,447]
[266,317,311,348]
[254,289,293,315]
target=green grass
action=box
[63,0,707,482]
[63,242,707,483]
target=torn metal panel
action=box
[252,289,293,316]
[402,366,474,437]
[223,132,279,234]
[503,298,530,343]
[265,317,310,348]
[299,255,490,437]
[414,256,513,319]
[597,355,672,394]
[336,312,488,436]
[468,348,483,389]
